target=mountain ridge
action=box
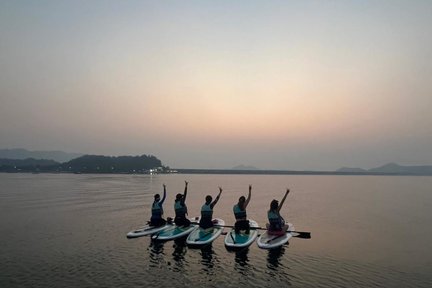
[0,148,82,163]
[336,163,432,175]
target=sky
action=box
[1,1,431,170]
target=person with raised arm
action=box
[266,189,290,235]
[199,187,223,229]
[149,184,167,227]
[174,181,191,227]
[233,185,252,234]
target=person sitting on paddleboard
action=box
[174,181,191,227]
[150,184,167,227]
[233,185,252,234]
[199,187,222,229]
[267,189,290,235]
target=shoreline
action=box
[1,170,431,176]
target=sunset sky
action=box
[1,1,431,170]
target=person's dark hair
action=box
[176,193,182,200]
[154,194,160,201]
[270,199,278,210]
[238,196,246,203]
[205,195,212,203]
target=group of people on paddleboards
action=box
[148,181,290,235]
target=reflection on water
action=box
[266,244,293,286]
[171,237,188,272]
[200,245,216,273]
[235,248,249,266]
[149,239,165,253]
[266,245,286,269]
[172,237,188,262]
[148,239,165,267]
[234,248,252,276]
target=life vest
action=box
[233,204,247,220]
[174,200,187,218]
[268,210,283,230]
[201,203,213,222]
[152,201,163,219]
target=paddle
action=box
[229,231,236,244]
[213,224,311,239]
[152,231,161,240]
[266,233,286,244]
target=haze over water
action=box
[1,173,431,287]
[1,1,432,170]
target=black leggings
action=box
[150,217,166,227]
[174,216,191,227]
[235,219,250,233]
[199,218,213,229]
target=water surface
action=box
[1,173,431,287]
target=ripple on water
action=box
[2,174,432,288]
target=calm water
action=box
[1,173,431,287]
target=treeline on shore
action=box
[0,155,169,174]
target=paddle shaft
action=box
[266,233,286,244]
[215,225,311,239]
[215,224,310,236]
[191,221,311,238]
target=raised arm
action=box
[210,187,223,208]
[277,189,290,212]
[183,181,188,202]
[160,184,167,204]
[244,185,252,208]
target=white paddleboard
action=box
[151,217,197,241]
[186,218,225,246]
[224,219,259,249]
[256,223,295,249]
[126,223,170,239]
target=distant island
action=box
[1,148,432,175]
[0,154,173,174]
[336,163,432,175]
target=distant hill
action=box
[0,153,168,174]
[368,163,432,175]
[337,163,432,175]
[60,154,165,173]
[232,165,259,170]
[0,148,82,163]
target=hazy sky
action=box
[1,1,431,170]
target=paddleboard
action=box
[126,223,170,239]
[224,219,259,249]
[186,218,225,246]
[151,217,197,241]
[256,223,295,249]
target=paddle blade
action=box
[291,231,311,239]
